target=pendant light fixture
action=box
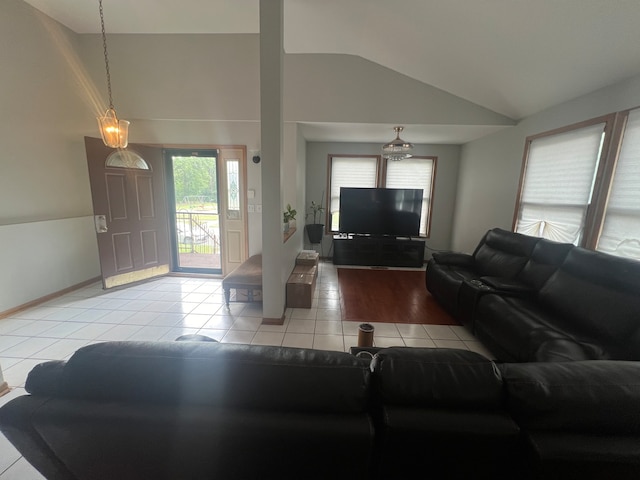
[382,126,413,161]
[96,0,129,148]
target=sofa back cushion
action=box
[500,360,640,434]
[517,238,573,290]
[371,347,504,409]
[538,248,640,356]
[26,341,371,414]
[473,228,540,278]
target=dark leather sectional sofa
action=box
[1,340,640,479]
[426,227,640,362]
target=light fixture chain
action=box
[99,0,114,110]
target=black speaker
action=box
[252,155,261,164]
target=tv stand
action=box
[332,235,425,267]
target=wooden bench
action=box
[222,254,262,307]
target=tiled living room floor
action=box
[0,260,493,479]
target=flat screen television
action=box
[339,187,423,237]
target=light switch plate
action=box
[247,204,255,213]
[256,205,262,213]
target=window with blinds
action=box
[328,156,378,231]
[327,154,437,236]
[385,157,436,236]
[515,122,606,244]
[597,108,640,260]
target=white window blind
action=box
[597,109,640,260]
[329,156,377,231]
[515,123,605,244]
[385,158,434,236]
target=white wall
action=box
[305,142,461,256]
[452,74,640,253]
[0,0,100,312]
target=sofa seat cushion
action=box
[500,360,640,433]
[2,396,374,480]
[526,431,640,478]
[474,294,604,362]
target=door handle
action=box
[94,215,108,233]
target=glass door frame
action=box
[164,148,222,274]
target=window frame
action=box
[513,106,640,258]
[326,153,437,238]
[512,114,616,247]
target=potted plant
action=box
[283,204,297,232]
[305,198,325,244]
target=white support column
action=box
[260,0,286,321]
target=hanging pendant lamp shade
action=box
[382,126,413,161]
[96,0,129,148]
[98,108,129,148]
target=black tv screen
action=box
[339,187,423,236]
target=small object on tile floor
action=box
[175,334,218,342]
[357,323,375,347]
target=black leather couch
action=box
[426,228,640,362]
[2,341,640,479]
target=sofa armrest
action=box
[480,276,535,295]
[431,252,474,268]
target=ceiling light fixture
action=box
[382,126,413,161]
[96,0,129,148]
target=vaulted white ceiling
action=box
[21,0,640,142]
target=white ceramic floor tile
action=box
[341,322,361,336]
[0,456,45,479]
[158,327,200,341]
[312,334,344,352]
[191,303,224,315]
[73,309,112,323]
[368,323,401,338]
[195,328,227,342]
[424,325,459,340]
[9,321,62,337]
[287,319,316,334]
[146,313,185,327]
[316,308,341,321]
[119,311,161,326]
[202,316,236,330]
[290,308,317,320]
[178,314,213,329]
[126,326,173,342]
[314,321,343,335]
[450,325,476,341]
[95,324,143,342]
[230,317,262,332]
[282,333,314,349]
[3,359,45,387]
[37,321,88,339]
[397,324,430,339]
[221,330,255,344]
[433,339,469,350]
[1,337,58,358]
[30,339,89,361]
[403,338,437,348]
[65,323,116,340]
[0,337,32,355]
[317,298,341,309]
[251,331,284,346]
[0,319,36,335]
[97,310,136,324]
[373,337,406,348]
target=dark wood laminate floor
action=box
[337,268,459,325]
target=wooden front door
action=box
[85,137,171,289]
